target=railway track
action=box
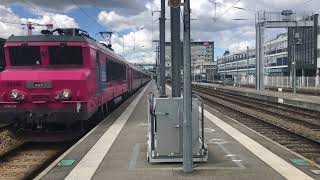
[192,85,320,164]
[0,125,73,179]
[0,142,68,179]
[195,85,320,117]
[0,89,134,179]
[0,124,84,179]
[0,84,140,179]
[0,123,14,132]
[193,85,320,140]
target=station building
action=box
[217,30,320,82]
[217,33,288,80]
[165,41,216,81]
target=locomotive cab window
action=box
[9,46,41,66]
[0,44,5,71]
[49,46,83,65]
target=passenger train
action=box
[0,28,150,129]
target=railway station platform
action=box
[195,82,320,112]
[36,81,319,180]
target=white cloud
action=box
[2,0,149,15]
[97,10,152,32]
[0,5,78,38]
[110,29,155,64]
[24,13,79,30]
[1,0,320,63]
[96,0,260,63]
[0,5,24,38]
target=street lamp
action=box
[133,26,145,50]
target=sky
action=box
[0,0,319,64]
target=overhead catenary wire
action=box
[0,19,25,25]
[291,0,314,11]
[0,3,54,34]
[85,0,103,13]
[70,0,105,31]
[20,0,44,14]
[233,6,257,12]
[191,17,254,21]
[212,0,241,24]
[19,0,74,18]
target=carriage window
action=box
[49,46,83,65]
[9,46,41,66]
[107,60,127,81]
[101,62,107,91]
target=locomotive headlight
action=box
[62,89,71,99]
[9,90,25,101]
[55,89,72,100]
[10,90,19,99]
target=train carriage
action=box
[0,28,149,128]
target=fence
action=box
[239,76,320,89]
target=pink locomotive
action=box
[0,28,149,129]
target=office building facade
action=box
[165,41,215,80]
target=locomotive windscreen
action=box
[0,43,4,71]
[9,46,41,66]
[49,46,83,65]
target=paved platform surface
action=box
[196,82,320,111]
[37,81,320,180]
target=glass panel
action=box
[107,60,127,81]
[49,46,83,65]
[9,46,41,66]
[101,62,107,91]
[0,44,5,71]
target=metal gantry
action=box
[255,11,317,91]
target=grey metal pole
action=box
[255,22,265,91]
[224,63,226,85]
[155,44,159,89]
[255,23,259,90]
[183,0,193,173]
[236,61,239,87]
[247,46,249,84]
[158,45,161,90]
[171,6,181,97]
[159,0,166,97]
[316,68,320,88]
[293,44,296,95]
